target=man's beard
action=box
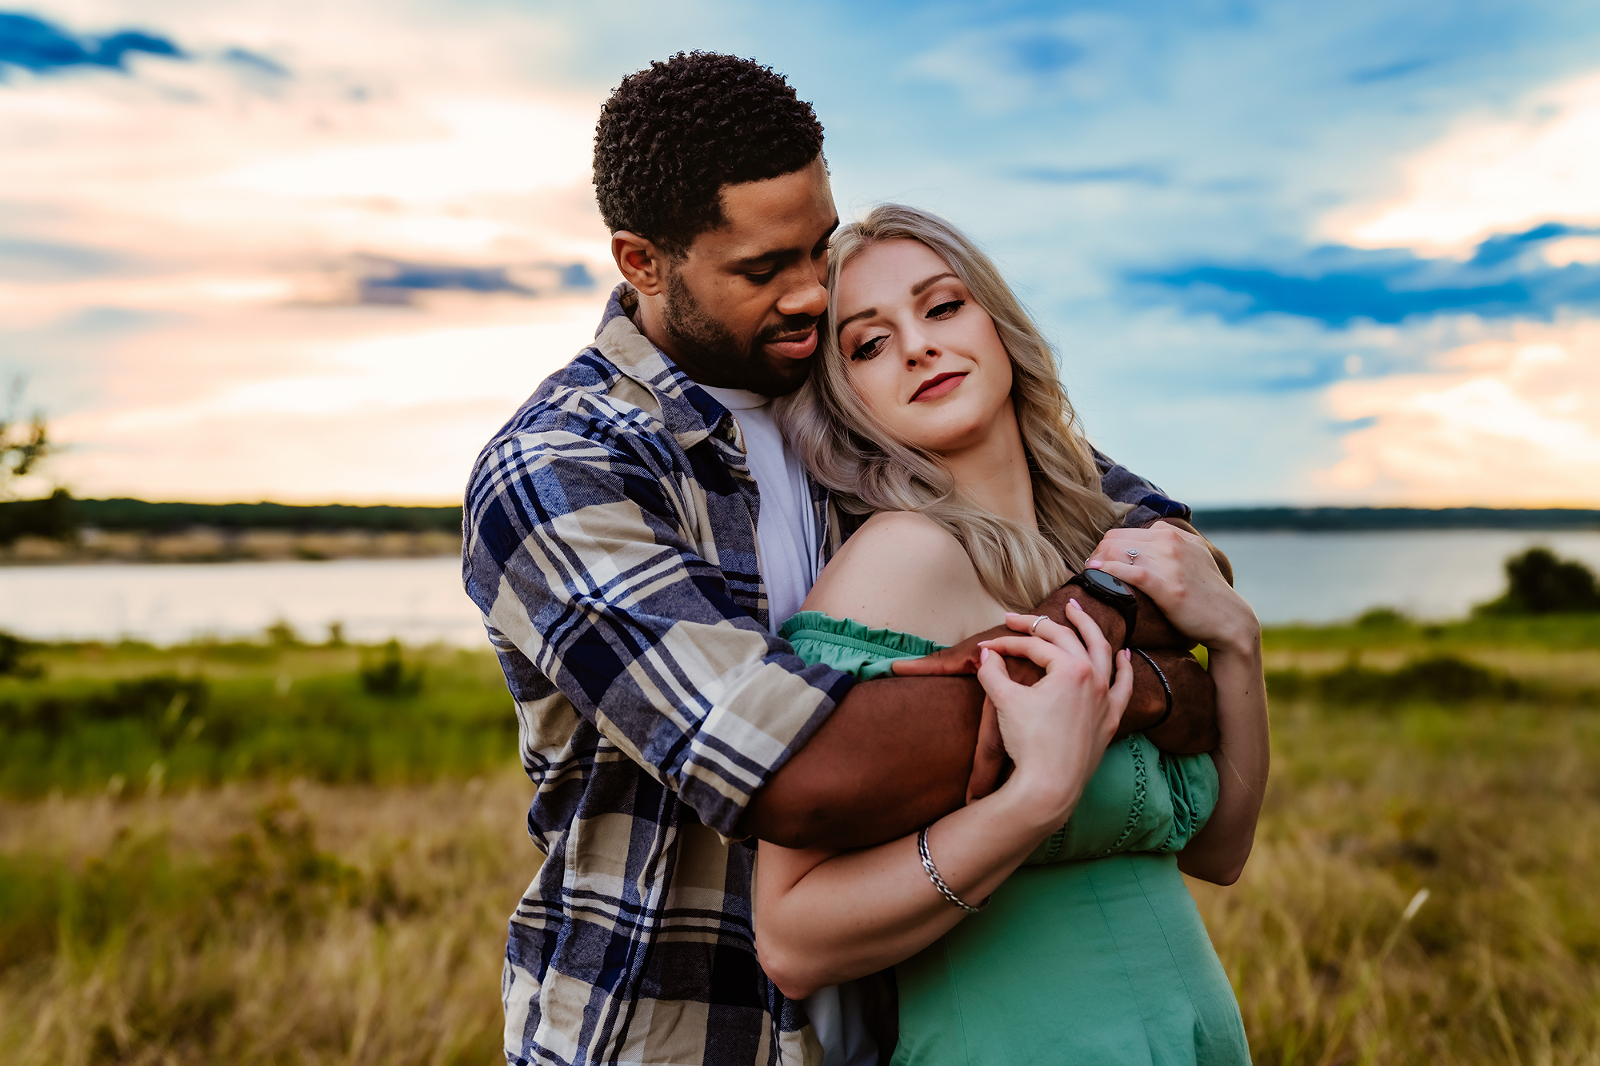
[662,267,814,397]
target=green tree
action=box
[0,378,52,500]
[1476,547,1600,615]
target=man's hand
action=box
[1125,649,1219,753]
[740,520,1233,851]
[893,581,1218,754]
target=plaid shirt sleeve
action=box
[463,392,852,839]
[1094,449,1194,527]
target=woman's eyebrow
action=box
[910,272,958,296]
[835,306,878,330]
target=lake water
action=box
[2,530,1599,647]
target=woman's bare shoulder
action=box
[800,511,1004,644]
[854,510,968,554]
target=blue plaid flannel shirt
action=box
[462,284,1189,1066]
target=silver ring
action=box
[1029,615,1047,635]
[1125,549,1140,560]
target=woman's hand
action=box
[1093,524,1269,886]
[975,600,1133,826]
[1089,523,1260,657]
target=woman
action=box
[756,205,1269,1064]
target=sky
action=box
[3,0,1600,507]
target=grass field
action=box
[1,620,1598,1064]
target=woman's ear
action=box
[610,231,670,296]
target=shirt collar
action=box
[593,283,734,452]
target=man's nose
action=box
[776,270,828,319]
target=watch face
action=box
[1080,567,1134,600]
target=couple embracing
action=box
[463,51,1268,1066]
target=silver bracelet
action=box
[917,826,986,914]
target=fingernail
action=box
[980,648,991,664]
[1085,560,1103,569]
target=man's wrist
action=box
[1055,586,1128,649]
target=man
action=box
[463,52,1217,1066]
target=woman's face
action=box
[834,239,1015,457]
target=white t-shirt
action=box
[699,387,818,633]
[699,386,877,1066]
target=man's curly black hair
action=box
[593,52,825,257]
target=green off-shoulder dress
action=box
[780,611,1251,1066]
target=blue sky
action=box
[3,0,1600,504]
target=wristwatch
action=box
[1066,568,1139,644]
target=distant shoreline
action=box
[3,500,1600,566]
[1191,507,1600,533]
[0,527,462,566]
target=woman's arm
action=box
[1088,522,1269,885]
[756,603,1132,999]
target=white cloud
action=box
[47,295,608,502]
[1326,70,1600,254]
[1,7,617,504]
[1318,320,1600,504]
[226,99,594,203]
[0,24,607,321]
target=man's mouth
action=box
[763,326,819,361]
[911,372,968,402]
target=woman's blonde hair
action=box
[776,204,1128,611]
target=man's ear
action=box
[611,231,671,296]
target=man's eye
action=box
[745,268,777,284]
[927,299,964,319]
[849,336,885,361]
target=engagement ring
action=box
[1126,549,1140,559]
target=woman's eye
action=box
[849,336,885,361]
[927,299,964,319]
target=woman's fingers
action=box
[1108,648,1135,719]
[1003,612,1088,658]
[1087,557,1154,593]
[979,634,1069,673]
[1092,524,1255,651]
[1063,599,1113,682]
[976,645,1024,700]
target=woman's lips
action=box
[764,327,819,361]
[911,372,967,402]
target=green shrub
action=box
[0,797,371,971]
[0,631,28,676]
[1268,654,1520,707]
[1476,548,1600,615]
[1354,606,1409,630]
[0,651,514,795]
[360,640,423,698]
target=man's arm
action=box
[740,674,984,849]
[737,585,1219,849]
[740,516,1230,850]
[464,423,858,841]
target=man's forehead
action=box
[694,160,835,259]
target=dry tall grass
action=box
[3,640,1598,1063]
[1193,702,1600,1065]
[0,775,538,1066]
